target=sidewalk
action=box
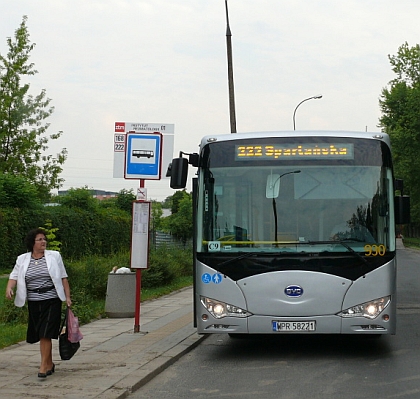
[396,237,405,250]
[0,286,205,399]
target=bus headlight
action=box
[338,296,390,319]
[200,296,252,319]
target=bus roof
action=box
[200,130,390,148]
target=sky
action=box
[1,0,419,201]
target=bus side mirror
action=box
[170,157,189,189]
[395,195,410,225]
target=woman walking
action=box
[5,228,71,378]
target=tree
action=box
[151,200,163,231]
[379,42,420,225]
[0,173,41,209]
[58,187,98,211]
[161,195,172,209]
[165,192,193,245]
[171,190,188,214]
[0,16,67,201]
[115,188,136,213]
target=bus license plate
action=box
[272,321,316,332]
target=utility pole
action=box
[225,0,237,133]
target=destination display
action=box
[236,143,354,160]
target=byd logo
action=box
[115,122,125,132]
[284,285,304,297]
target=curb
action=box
[112,332,207,399]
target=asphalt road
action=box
[130,247,420,399]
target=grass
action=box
[0,277,27,349]
[402,237,420,249]
[141,275,192,301]
[0,324,27,349]
[0,275,192,350]
[0,277,6,306]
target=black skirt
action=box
[27,298,62,344]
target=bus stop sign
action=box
[124,132,163,180]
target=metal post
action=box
[225,0,237,133]
[134,179,145,333]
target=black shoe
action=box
[47,363,55,376]
[38,372,47,378]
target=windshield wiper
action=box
[308,240,368,264]
[217,240,369,267]
[218,252,258,267]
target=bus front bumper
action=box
[197,314,394,335]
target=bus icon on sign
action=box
[132,150,154,159]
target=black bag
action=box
[59,307,80,360]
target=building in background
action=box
[58,189,118,200]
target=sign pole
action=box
[134,179,145,333]
[117,123,168,333]
[134,268,141,332]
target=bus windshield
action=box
[197,136,395,254]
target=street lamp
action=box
[293,95,322,130]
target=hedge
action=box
[0,205,131,271]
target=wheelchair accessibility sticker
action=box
[202,273,223,284]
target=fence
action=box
[151,231,192,249]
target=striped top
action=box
[25,256,58,301]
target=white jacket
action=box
[9,250,68,307]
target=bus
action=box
[169,131,410,336]
[132,149,154,159]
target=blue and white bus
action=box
[169,131,410,336]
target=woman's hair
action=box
[25,228,47,252]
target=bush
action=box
[0,186,136,272]
[0,208,47,271]
[0,247,193,346]
[66,252,130,300]
[66,248,192,321]
[0,174,42,210]
[114,189,136,213]
[40,206,131,261]
[58,187,99,211]
[143,245,192,288]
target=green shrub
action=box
[58,187,99,211]
[43,206,131,261]
[0,208,47,271]
[41,219,62,251]
[0,247,193,347]
[0,174,42,210]
[0,248,192,325]
[114,189,136,213]
[143,245,192,288]
[66,251,130,300]
[0,189,132,272]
